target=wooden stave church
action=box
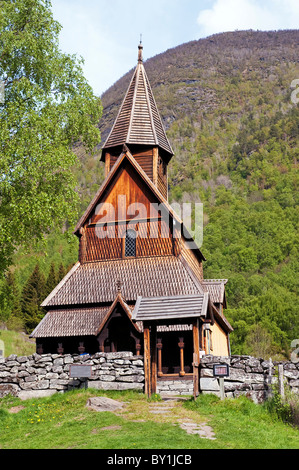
[31,43,233,385]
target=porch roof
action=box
[132,293,209,323]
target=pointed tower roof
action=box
[102,43,174,158]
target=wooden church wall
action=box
[92,162,157,224]
[80,219,179,262]
[105,146,168,200]
[106,147,154,182]
[78,158,182,263]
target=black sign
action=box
[213,364,229,377]
[69,364,93,378]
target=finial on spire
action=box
[116,279,123,294]
[138,35,143,63]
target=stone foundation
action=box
[157,376,194,396]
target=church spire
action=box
[102,43,173,158]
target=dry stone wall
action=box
[200,355,299,403]
[1,352,298,403]
[0,352,144,400]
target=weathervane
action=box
[138,34,143,63]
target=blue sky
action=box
[51,0,299,96]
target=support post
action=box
[193,320,200,398]
[153,147,158,186]
[268,357,273,398]
[278,364,285,399]
[104,152,111,177]
[143,323,151,398]
[136,338,141,356]
[150,324,157,395]
[178,337,185,376]
[219,377,225,400]
[157,338,163,377]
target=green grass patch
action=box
[185,394,299,449]
[0,329,35,357]
[0,389,298,449]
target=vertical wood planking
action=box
[193,319,200,398]
[143,323,151,398]
[153,147,158,186]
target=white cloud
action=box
[197,0,299,37]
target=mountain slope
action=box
[97,30,299,357]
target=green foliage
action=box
[21,263,46,332]
[0,0,102,273]
[266,388,293,424]
[265,377,299,427]
[44,262,57,297]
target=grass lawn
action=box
[0,389,298,450]
[0,329,35,357]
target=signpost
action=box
[69,364,93,389]
[213,364,229,400]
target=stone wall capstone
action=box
[0,352,144,400]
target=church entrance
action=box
[157,331,193,376]
[98,309,142,355]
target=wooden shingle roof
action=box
[132,293,209,322]
[32,294,142,339]
[102,44,173,157]
[201,279,228,305]
[41,256,204,308]
[30,306,108,338]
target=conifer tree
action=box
[21,264,46,332]
[57,263,66,283]
[44,262,57,297]
[0,271,22,324]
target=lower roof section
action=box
[201,279,228,305]
[41,256,204,308]
[132,293,209,322]
[30,307,108,338]
[30,304,195,339]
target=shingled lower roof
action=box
[30,307,108,338]
[132,293,209,322]
[32,294,142,338]
[41,256,204,308]
[201,279,228,304]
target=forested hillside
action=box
[1,30,298,358]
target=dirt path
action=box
[117,397,216,440]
